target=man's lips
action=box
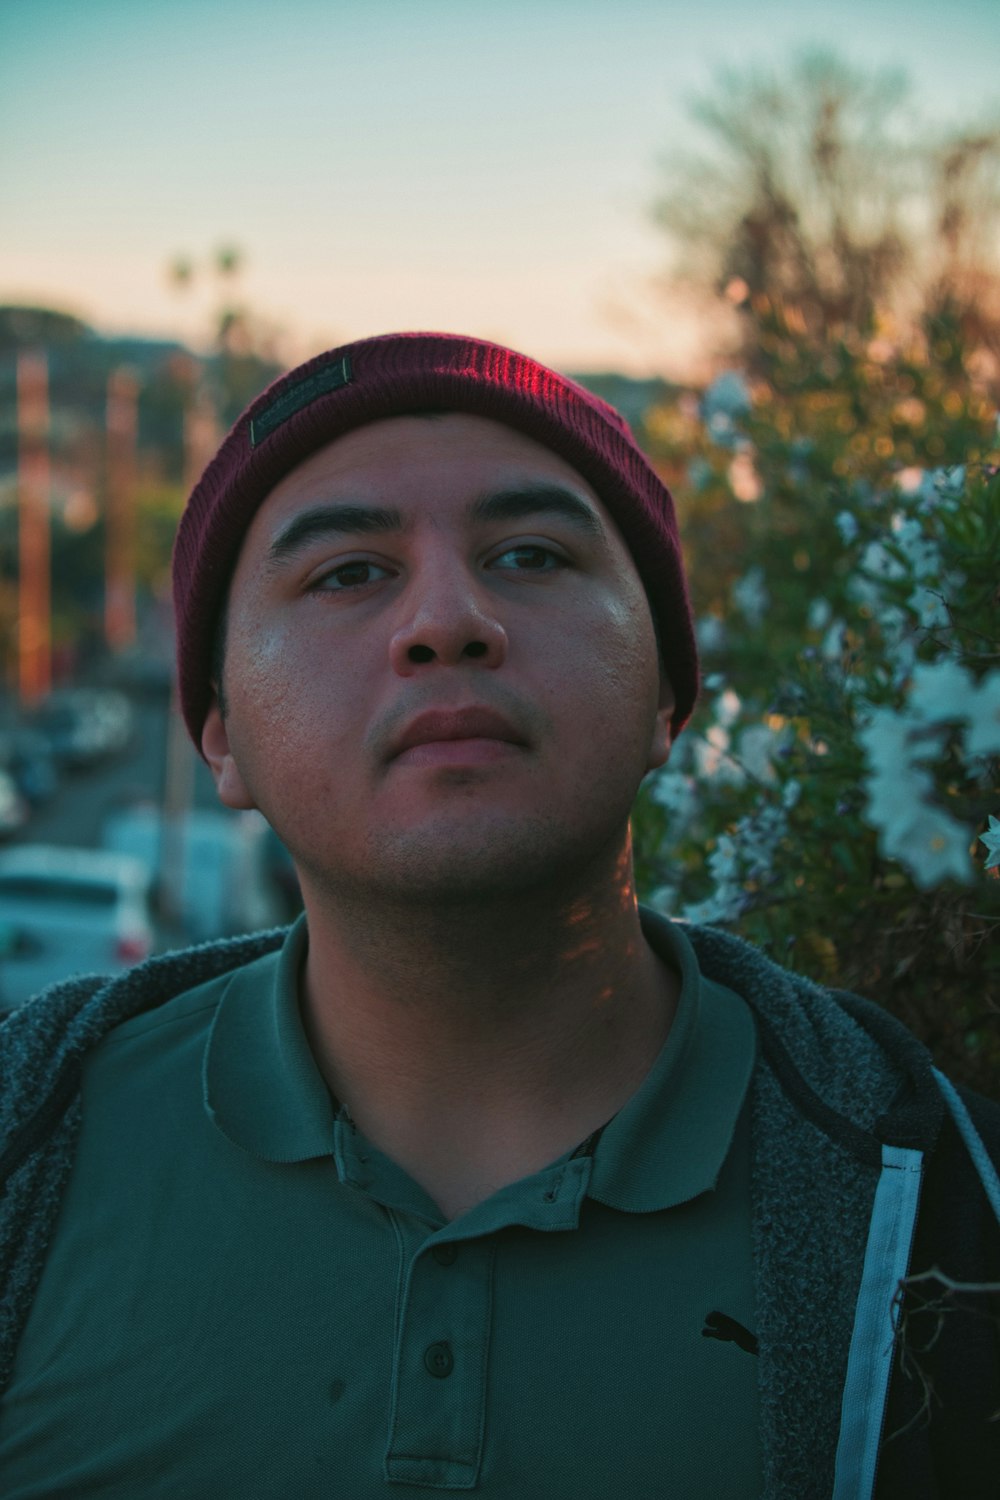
[394,737,523,767]
[390,706,527,760]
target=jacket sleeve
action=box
[876,1086,1000,1499]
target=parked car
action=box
[0,844,155,1013]
[0,727,59,806]
[30,689,135,769]
[100,805,287,943]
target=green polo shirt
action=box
[0,908,761,1498]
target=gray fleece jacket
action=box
[1,915,998,1500]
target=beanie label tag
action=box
[249,356,353,447]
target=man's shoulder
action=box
[0,928,290,1140]
[96,937,288,1051]
[666,916,941,1142]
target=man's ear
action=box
[200,694,257,810]
[645,666,675,775]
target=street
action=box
[10,688,224,852]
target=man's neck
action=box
[297,857,680,1220]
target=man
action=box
[0,332,997,1498]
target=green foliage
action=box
[632,316,1000,1094]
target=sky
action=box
[2,0,998,378]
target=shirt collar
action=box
[202,906,756,1211]
[584,907,756,1213]
[204,914,338,1162]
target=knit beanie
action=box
[172,331,699,748]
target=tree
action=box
[165,245,282,425]
[634,54,1000,1094]
[652,50,1000,372]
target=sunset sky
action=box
[2,0,998,377]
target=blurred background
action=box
[1,0,998,1085]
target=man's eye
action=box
[314,560,390,591]
[491,545,565,572]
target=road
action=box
[10,688,225,852]
[0,687,298,994]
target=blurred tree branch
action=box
[652,50,1000,370]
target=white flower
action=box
[891,516,940,579]
[907,660,976,724]
[861,541,906,582]
[909,587,949,630]
[704,370,751,413]
[857,707,922,777]
[965,671,1000,757]
[708,411,736,443]
[647,885,679,914]
[701,372,751,451]
[933,465,965,494]
[846,571,881,610]
[782,779,802,810]
[807,597,832,630]
[821,620,847,661]
[735,803,788,880]
[697,615,727,653]
[979,815,1000,871]
[864,763,935,836]
[715,688,742,728]
[835,511,859,545]
[738,723,779,785]
[694,725,745,786]
[708,834,740,884]
[858,700,975,888]
[879,603,909,636]
[731,566,769,628]
[883,805,973,889]
[874,606,913,683]
[917,466,965,513]
[649,771,698,821]
[681,884,745,924]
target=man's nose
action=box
[387,557,508,673]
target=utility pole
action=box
[16,350,51,706]
[105,365,139,651]
[182,376,219,493]
[157,361,216,940]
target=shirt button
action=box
[424,1342,454,1379]
[432,1243,458,1266]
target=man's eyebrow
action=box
[266,483,607,565]
[471,484,607,539]
[267,503,402,565]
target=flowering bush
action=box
[632,319,1000,1094]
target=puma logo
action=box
[702,1310,759,1356]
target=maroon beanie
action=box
[172,331,698,748]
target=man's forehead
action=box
[264,410,598,499]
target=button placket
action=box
[385,1236,494,1489]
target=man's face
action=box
[201,413,674,906]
